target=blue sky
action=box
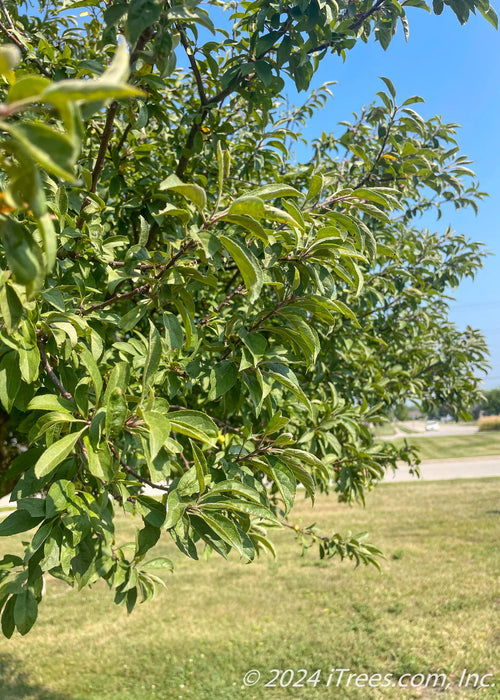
[280,8,500,388]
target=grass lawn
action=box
[392,431,500,461]
[0,479,498,700]
[372,424,396,437]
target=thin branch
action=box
[200,284,245,326]
[108,442,171,492]
[76,25,156,229]
[0,1,15,30]
[80,283,150,316]
[307,0,387,54]
[221,294,294,360]
[37,341,74,401]
[76,101,118,229]
[355,106,398,189]
[121,462,171,492]
[117,122,132,153]
[79,240,195,316]
[176,22,208,105]
[0,18,51,77]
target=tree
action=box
[0,0,494,636]
[481,388,500,415]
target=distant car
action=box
[425,420,439,431]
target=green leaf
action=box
[379,76,396,99]
[267,457,296,514]
[41,42,143,105]
[119,300,151,331]
[255,60,273,87]
[228,196,266,219]
[160,174,207,213]
[162,313,183,350]
[219,214,268,244]
[209,361,238,400]
[478,1,498,28]
[200,498,278,523]
[103,362,130,406]
[250,184,302,200]
[7,75,51,104]
[127,0,162,47]
[0,218,44,291]
[34,429,85,478]
[219,235,263,303]
[0,284,23,334]
[189,439,207,492]
[1,596,15,639]
[79,344,103,404]
[163,490,185,530]
[201,479,263,503]
[196,511,251,560]
[142,320,162,396]
[142,557,174,571]
[0,351,21,412]
[0,509,44,537]
[0,120,76,182]
[104,388,128,439]
[143,410,171,461]
[0,45,20,78]
[263,363,312,413]
[168,410,218,444]
[27,394,74,413]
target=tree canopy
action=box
[0,0,494,636]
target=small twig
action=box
[281,520,330,544]
[0,19,51,77]
[108,442,171,492]
[355,105,398,189]
[80,283,150,316]
[0,1,15,30]
[79,240,196,316]
[200,284,245,326]
[76,101,118,229]
[117,122,132,153]
[179,451,191,471]
[176,22,208,105]
[121,462,171,492]
[307,0,387,54]
[37,341,74,401]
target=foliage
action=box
[0,0,494,635]
[481,387,500,416]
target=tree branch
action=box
[37,341,74,401]
[80,283,150,317]
[0,18,51,77]
[76,101,118,229]
[121,462,171,492]
[79,240,196,316]
[307,0,387,54]
[176,23,208,105]
[200,284,245,326]
[0,1,15,31]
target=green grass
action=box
[392,431,500,461]
[0,479,499,699]
[395,425,415,434]
[372,424,396,437]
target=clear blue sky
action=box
[282,8,500,388]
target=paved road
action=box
[394,421,479,438]
[384,455,500,482]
